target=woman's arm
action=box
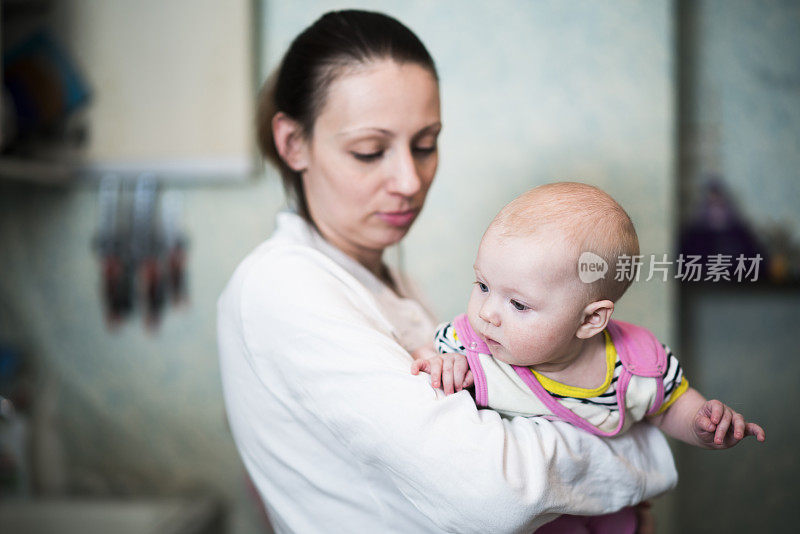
[229,247,677,532]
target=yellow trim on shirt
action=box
[653,376,689,415]
[531,331,617,398]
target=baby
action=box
[411,182,765,533]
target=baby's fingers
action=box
[453,357,469,392]
[429,358,443,389]
[745,422,766,442]
[441,357,455,394]
[410,359,428,375]
[731,412,746,441]
[714,407,733,445]
[694,413,716,435]
[707,399,724,424]
[463,369,474,389]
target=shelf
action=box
[679,278,800,291]
[0,156,78,185]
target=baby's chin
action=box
[489,346,540,367]
[484,344,519,365]
[494,354,534,367]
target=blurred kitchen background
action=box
[0,1,797,533]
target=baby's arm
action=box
[648,387,765,448]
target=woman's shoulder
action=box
[227,238,349,298]
[219,236,389,331]
[239,237,336,281]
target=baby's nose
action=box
[479,302,501,326]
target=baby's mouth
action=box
[482,333,500,346]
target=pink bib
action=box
[453,314,667,436]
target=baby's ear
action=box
[576,300,614,339]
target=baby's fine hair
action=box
[490,182,640,302]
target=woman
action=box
[218,10,675,533]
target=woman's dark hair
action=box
[256,10,438,220]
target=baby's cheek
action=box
[465,294,481,329]
[516,329,551,363]
[536,318,567,346]
[502,329,530,364]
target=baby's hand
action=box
[411,352,474,395]
[693,399,766,449]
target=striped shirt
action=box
[434,321,687,414]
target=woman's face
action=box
[300,60,441,266]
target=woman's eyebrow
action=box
[336,127,392,137]
[415,122,442,136]
[337,122,442,138]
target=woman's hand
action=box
[411,351,474,395]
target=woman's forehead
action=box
[316,60,440,136]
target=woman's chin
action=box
[381,232,410,250]
[374,223,414,247]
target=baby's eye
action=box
[476,281,488,293]
[510,300,527,311]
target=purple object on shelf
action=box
[679,177,767,261]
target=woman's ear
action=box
[272,112,310,172]
[576,300,614,339]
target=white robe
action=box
[217,211,677,534]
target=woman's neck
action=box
[310,217,392,286]
[340,243,387,282]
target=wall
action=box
[679,289,799,532]
[676,1,800,531]
[682,0,800,233]
[1,2,676,533]
[261,0,675,333]
[0,178,283,533]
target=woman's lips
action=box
[376,209,418,227]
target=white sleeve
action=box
[235,248,677,533]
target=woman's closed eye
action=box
[351,150,384,162]
[412,126,441,157]
[412,144,437,157]
[352,144,435,162]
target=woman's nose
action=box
[387,148,422,196]
[479,299,501,327]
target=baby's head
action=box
[466,182,639,367]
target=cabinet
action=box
[1,0,257,184]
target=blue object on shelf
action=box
[0,343,20,396]
[2,30,92,135]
